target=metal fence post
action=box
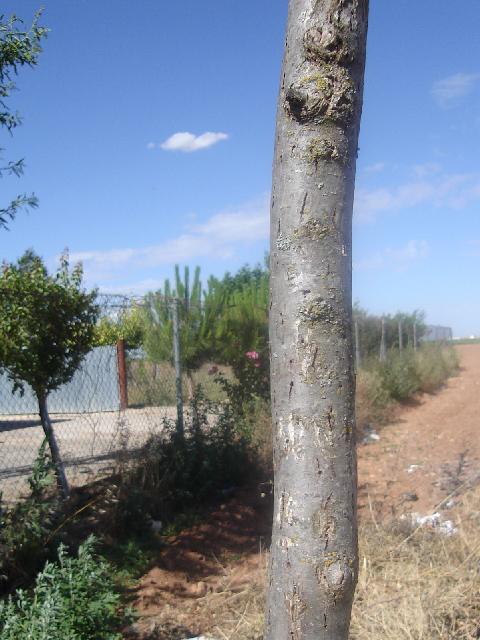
[398,319,403,352]
[172,298,184,436]
[116,339,128,410]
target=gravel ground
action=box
[0,406,177,500]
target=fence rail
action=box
[1,290,453,501]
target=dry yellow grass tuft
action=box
[206,487,480,640]
[351,488,480,639]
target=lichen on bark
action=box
[285,64,355,124]
[307,135,348,165]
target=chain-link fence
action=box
[0,293,227,501]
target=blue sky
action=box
[2,1,480,336]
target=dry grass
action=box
[127,361,233,407]
[190,487,480,640]
[356,368,396,431]
[351,489,480,639]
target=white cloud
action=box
[99,278,170,295]
[70,248,138,267]
[432,72,480,108]
[364,162,385,174]
[146,142,156,150]
[413,162,442,178]
[354,172,480,223]
[156,131,229,152]
[69,195,269,290]
[354,240,430,272]
[189,207,267,244]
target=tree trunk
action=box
[186,371,196,401]
[38,394,70,500]
[266,1,368,639]
[186,370,201,430]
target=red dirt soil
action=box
[126,344,480,639]
[358,344,480,517]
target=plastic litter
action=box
[405,511,458,536]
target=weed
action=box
[378,347,420,401]
[107,385,261,537]
[415,343,459,392]
[0,536,130,639]
[169,487,480,640]
[0,440,59,592]
[356,368,392,430]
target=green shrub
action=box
[356,368,392,428]
[441,343,460,373]
[378,349,420,401]
[0,441,59,592]
[415,343,459,393]
[110,386,259,534]
[0,536,127,639]
[358,344,459,425]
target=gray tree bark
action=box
[266,2,368,639]
[38,394,70,500]
[354,320,361,370]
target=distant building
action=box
[423,325,453,342]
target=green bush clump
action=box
[0,536,127,640]
[378,344,459,402]
[356,368,392,427]
[415,343,459,393]
[0,441,59,592]
[356,344,459,430]
[110,386,260,534]
[378,348,420,401]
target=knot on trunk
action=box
[285,65,354,124]
[317,554,355,603]
[304,25,354,63]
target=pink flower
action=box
[245,351,260,361]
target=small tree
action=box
[0,11,48,229]
[143,265,225,397]
[215,270,270,402]
[94,305,144,349]
[0,250,99,498]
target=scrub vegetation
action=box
[0,263,459,638]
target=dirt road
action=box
[358,343,480,516]
[127,344,480,638]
